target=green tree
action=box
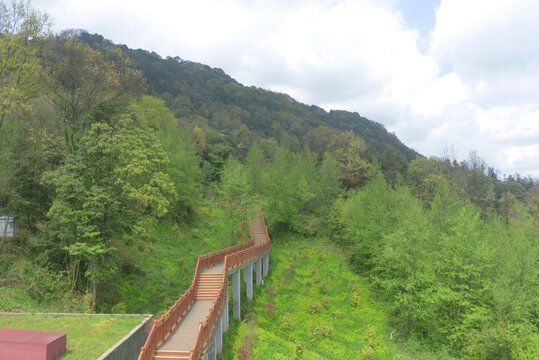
[135,95,202,221]
[330,131,369,186]
[265,143,301,231]
[50,35,145,152]
[42,105,174,310]
[0,0,51,130]
[218,157,248,243]
[317,152,341,207]
[245,142,265,196]
[342,165,395,271]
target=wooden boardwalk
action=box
[156,264,223,354]
[142,212,270,360]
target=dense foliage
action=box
[0,2,537,358]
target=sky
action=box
[33,0,539,178]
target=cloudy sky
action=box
[33,0,539,178]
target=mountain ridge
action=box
[76,31,420,162]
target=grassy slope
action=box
[219,236,449,360]
[107,204,252,315]
[0,314,146,359]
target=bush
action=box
[308,300,323,315]
[319,281,328,293]
[237,343,254,360]
[310,268,321,283]
[295,343,304,359]
[321,296,330,310]
[352,291,361,307]
[265,285,275,298]
[281,313,294,333]
[263,303,277,318]
[309,322,334,342]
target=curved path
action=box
[138,210,270,360]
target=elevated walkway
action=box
[138,210,271,360]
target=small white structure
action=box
[0,215,15,238]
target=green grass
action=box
[219,236,449,360]
[0,314,146,359]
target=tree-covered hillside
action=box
[77,31,419,163]
[1,2,537,359]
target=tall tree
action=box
[0,0,51,130]
[42,105,174,311]
[50,35,145,152]
[245,142,264,197]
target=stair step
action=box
[153,350,190,360]
[154,350,190,356]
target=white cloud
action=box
[32,0,539,177]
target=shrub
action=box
[281,313,294,333]
[308,300,323,315]
[321,296,330,310]
[366,326,378,348]
[319,281,328,293]
[295,343,304,359]
[320,322,334,338]
[263,303,277,318]
[352,291,361,307]
[237,343,254,359]
[245,312,258,322]
[361,345,375,359]
[309,322,334,342]
[310,268,321,283]
[265,285,275,298]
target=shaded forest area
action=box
[0,2,537,359]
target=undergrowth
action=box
[219,235,453,359]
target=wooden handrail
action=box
[138,209,270,360]
[188,211,270,359]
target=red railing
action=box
[138,210,270,360]
[189,213,270,359]
[138,228,253,360]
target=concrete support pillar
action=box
[211,342,217,360]
[216,314,223,354]
[221,306,227,334]
[232,270,241,319]
[263,254,269,277]
[255,259,262,285]
[224,286,229,330]
[246,263,253,300]
[206,342,216,360]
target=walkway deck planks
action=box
[141,212,270,360]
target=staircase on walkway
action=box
[195,274,222,300]
[138,209,270,360]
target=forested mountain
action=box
[77,31,419,162]
[1,3,538,359]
